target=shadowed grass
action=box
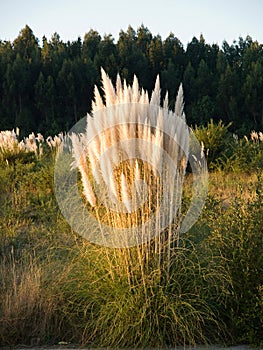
[50,235,230,347]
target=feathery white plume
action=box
[71,133,96,207]
[174,83,184,118]
[101,68,116,106]
[120,173,132,213]
[70,68,190,226]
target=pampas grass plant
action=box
[0,128,66,165]
[70,69,190,252]
[54,69,228,347]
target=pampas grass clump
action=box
[0,129,65,164]
[59,69,227,347]
[0,129,44,163]
[70,68,189,251]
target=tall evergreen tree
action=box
[0,26,263,134]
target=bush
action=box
[221,132,263,172]
[193,119,232,167]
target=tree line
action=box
[0,24,263,136]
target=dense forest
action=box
[0,24,263,136]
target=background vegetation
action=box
[1,24,263,136]
[0,123,262,347]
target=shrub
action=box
[193,119,232,167]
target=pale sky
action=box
[1,0,263,48]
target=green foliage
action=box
[193,121,263,172]
[230,135,263,171]
[193,119,232,167]
[0,146,36,165]
[202,173,263,344]
[211,132,263,172]
[1,27,263,135]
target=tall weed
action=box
[195,173,263,345]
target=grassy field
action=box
[0,140,262,347]
[0,79,263,349]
